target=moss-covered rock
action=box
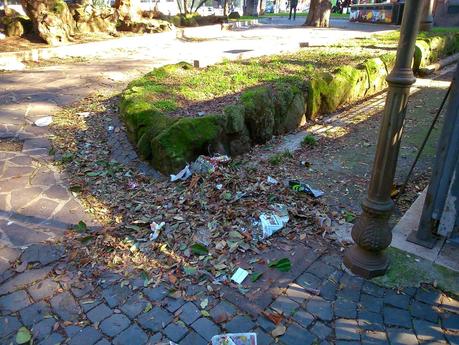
[223,104,251,156]
[272,83,306,134]
[150,115,225,173]
[414,33,459,71]
[241,87,275,144]
[363,58,387,96]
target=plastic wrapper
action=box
[211,333,257,345]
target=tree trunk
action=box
[20,0,75,45]
[243,0,259,16]
[304,0,331,27]
[223,0,228,16]
[258,0,266,15]
[114,0,141,21]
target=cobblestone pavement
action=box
[1,242,459,345]
[1,20,459,345]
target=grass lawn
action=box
[127,32,396,116]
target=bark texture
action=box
[243,0,259,16]
[20,0,75,45]
[304,0,331,27]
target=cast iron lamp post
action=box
[343,0,425,278]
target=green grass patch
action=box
[302,133,317,147]
[268,150,293,165]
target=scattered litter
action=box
[107,126,114,131]
[170,165,192,182]
[197,111,205,116]
[211,333,257,345]
[191,156,215,174]
[259,204,289,238]
[34,116,53,127]
[267,176,278,185]
[77,112,91,118]
[149,221,165,241]
[289,180,324,198]
[231,267,249,284]
[216,184,223,190]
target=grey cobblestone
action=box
[280,324,316,345]
[384,290,411,309]
[286,283,312,304]
[225,315,255,333]
[306,298,333,321]
[164,322,189,343]
[50,291,81,321]
[31,318,55,341]
[69,327,102,345]
[335,318,360,341]
[253,327,274,345]
[384,306,412,328]
[292,308,314,328]
[164,296,185,313]
[38,332,65,345]
[210,301,237,322]
[271,295,300,316]
[0,289,31,313]
[415,288,442,306]
[178,302,201,325]
[191,317,220,341]
[87,303,113,323]
[100,314,131,337]
[138,306,172,331]
[410,300,439,323]
[358,310,385,332]
[102,285,132,308]
[310,321,331,339]
[28,279,60,301]
[19,300,51,326]
[334,298,358,319]
[442,312,459,332]
[113,324,149,345]
[362,281,385,297]
[387,327,418,345]
[413,318,446,343]
[0,315,22,338]
[359,293,383,313]
[120,294,148,319]
[179,330,207,345]
[144,285,168,302]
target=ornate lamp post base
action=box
[343,245,389,279]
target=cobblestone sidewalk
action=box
[1,241,459,345]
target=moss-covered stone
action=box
[272,83,306,135]
[224,104,246,134]
[414,33,459,71]
[363,58,387,96]
[241,87,275,144]
[150,115,225,173]
[306,66,368,120]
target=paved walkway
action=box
[1,21,459,345]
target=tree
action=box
[114,0,141,21]
[304,0,331,27]
[20,0,75,45]
[243,0,259,16]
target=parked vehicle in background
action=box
[265,4,274,13]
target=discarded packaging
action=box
[260,204,289,238]
[170,165,192,182]
[211,333,257,345]
[150,221,165,241]
[267,176,278,185]
[34,116,53,127]
[191,156,215,174]
[289,180,324,198]
[231,268,249,284]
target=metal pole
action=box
[408,62,459,247]
[343,0,425,278]
[419,0,434,31]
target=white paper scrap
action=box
[231,268,249,284]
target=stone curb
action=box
[419,52,459,76]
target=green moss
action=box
[272,83,306,135]
[241,87,275,144]
[150,115,225,173]
[224,104,246,134]
[373,247,459,297]
[363,58,388,95]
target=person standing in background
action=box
[289,0,298,19]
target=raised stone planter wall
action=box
[120,32,459,175]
